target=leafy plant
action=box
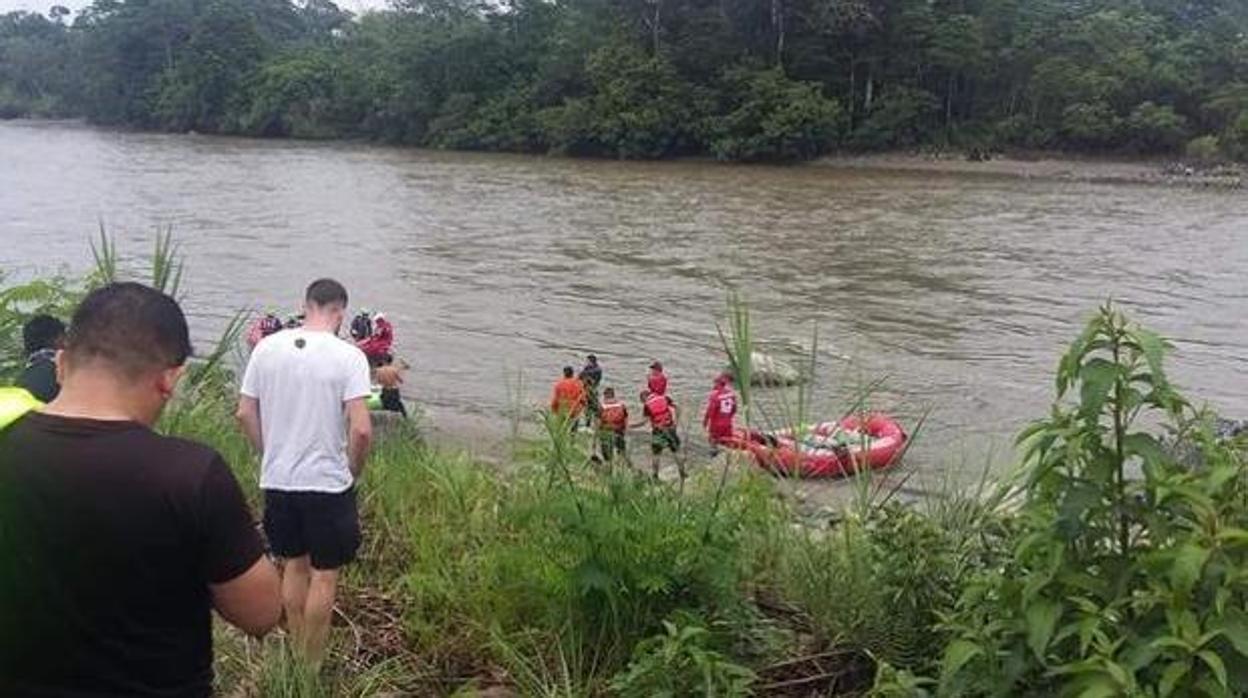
[932,304,1248,697]
[609,618,756,698]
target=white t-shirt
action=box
[240,328,372,493]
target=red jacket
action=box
[358,316,394,361]
[648,370,668,395]
[703,386,737,434]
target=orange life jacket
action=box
[644,393,674,428]
[599,400,628,432]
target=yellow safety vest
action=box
[0,387,42,431]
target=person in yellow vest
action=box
[0,385,43,429]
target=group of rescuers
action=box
[0,277,738,697]
[549,355,740,479]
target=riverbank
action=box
[6,235,1248,696]
[187,303,1248,697]
[819,151,1246,188]
[6,117,1245,190]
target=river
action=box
[2,120,1245,481]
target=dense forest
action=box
[2,0,1248,162]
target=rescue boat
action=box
[731,414,907,478]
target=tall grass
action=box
[150,227,185,300]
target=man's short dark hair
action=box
[563,366,574,378]
[65,283,192,377]
[603,387,615,398]
[587,354,598,363]
[23,314,66,354]
[306,279,348,308]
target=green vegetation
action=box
[4,0,1248,161]
[3,238,1247,695]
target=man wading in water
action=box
[1,283,281,696]
[236,279,373,666]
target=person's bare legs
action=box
[302,568,339,665]
[281,556,311,641]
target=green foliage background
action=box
[4,0,1248,161]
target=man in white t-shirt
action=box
[235,278,373,665]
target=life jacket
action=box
[645,393,674,429]
[648,371,668,395]
[359,316,395,361]
[599,400,627,432]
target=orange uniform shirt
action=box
[551,377,586,416]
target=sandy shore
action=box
[817,152,1245,189]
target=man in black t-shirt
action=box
[16,314,65,402]
[0,283,281,697]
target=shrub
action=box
[850,87,940,150]
[609,617,756,697]
[234,50,343,138]
[1060,101,1122,149]
[1186,135,1223,163]
[929,305,1248,697]
[1220,112,1248,161]
[784,501,1005,674]
[539,43,695,159]
[1126,101,1188,152]
[706,67,846,162]
[428,88,544,153]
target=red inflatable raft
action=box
[731,414,907,479]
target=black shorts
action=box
[263,488,361,570]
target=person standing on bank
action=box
[703,373,739,456]
[236,279,373,666]
[635,388,685,480]
[17,314,66,402]
[579,354,603,428]
[1,283,280,697]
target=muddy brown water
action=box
[2,120,1245,487]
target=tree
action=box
[706,66,845,161]
[1126,101,1188,152]
[4,0,1248,161]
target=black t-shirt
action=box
[579,364,602,389]
[0,413,265,697]
[17,354,59,403]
